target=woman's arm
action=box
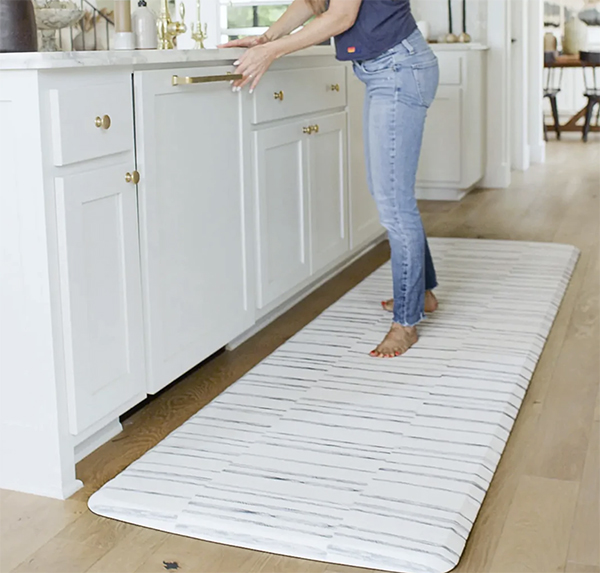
[218,0,314,48]
[232,0,362,92]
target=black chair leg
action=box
[543,112,548,142]
[582,99,595,142]
[549,95,561,140]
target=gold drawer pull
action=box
[330,84,340,92]
[95,115,111,129]
[313,124,319,133]
[303,125,320,135]
[274,90,284,101]
[125,171,140,184]
[172,73,243,86]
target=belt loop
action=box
[402,38,415,55]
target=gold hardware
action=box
[172,73,243,86]
[94,115,111,129]
[274,90,284,101]
[313,124,319,133]
[303,125,320,135]
[330,84,340,92]
[157,0,186,50]
[190,0,208,49]
[125,171,140,184]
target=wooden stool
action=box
[580,51,600,142]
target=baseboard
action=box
[74,419,123,463]
[481,162,511,189]
[227,233,387,351]
[530,141,546,164]
[416,187,470,201]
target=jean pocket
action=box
[355,51,395,75]
[411,58,439,107]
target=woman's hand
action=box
[218,34,269,49]
[231,43,278,93]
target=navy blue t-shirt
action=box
[333,0,416,62]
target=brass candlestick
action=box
[190,0,207,49]
[157,0,186,49]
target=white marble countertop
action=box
[0,43,487,71]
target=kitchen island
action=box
[0,43,487,499]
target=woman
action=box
[220,0,439,358]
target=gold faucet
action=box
[190,0,207,49]
[157,0,186,50]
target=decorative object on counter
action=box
[0,0,38,52]
[34,1,83,52]
[190,0,207,49]
[579,1,600,25]
[458,0,471,43]
[544,31,558,52]
[114,0,135,49]
[157,0,186,49]
[416,20,430,41]
[563,16,588,54]
[71,7,114,51]
[445,0,458,43]
[132,0,157,49]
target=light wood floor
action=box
[2,137,599,573]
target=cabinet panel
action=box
[135,66,253,393]
[254,121,309,309]
[55,161,145,435]
[253,66,346,124]
[416,86,462,184]
[347,71,382,248]
[308,112,348,273]
[49,77,133,167]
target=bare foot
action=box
[370,323,419,358]
[381,290,439,313]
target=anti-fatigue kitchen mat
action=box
[89,239,579,573]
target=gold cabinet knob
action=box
[312,124,319,133]
[125,171,140,184]
[274,90,284,101]
[330,84,340,92]
[303,126,312,134]
[95,115,111,130]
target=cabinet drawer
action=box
[253,66,346,124]
[49,78,133,166]
[436,53,463,85]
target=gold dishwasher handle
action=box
[172,73,243,86]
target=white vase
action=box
[563,17,588,55]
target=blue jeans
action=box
[353,28,439,327]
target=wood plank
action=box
[0,491,86,572]
[488,476,579,573]
[526,253,599,481]
[566,420,600,568]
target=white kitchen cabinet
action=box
[254,120,310,310]
[134,66,254,394]
[54,160,146,435]
[417,86,462,184]
[347,71,382,250]
[307,112,348,273]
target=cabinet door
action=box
[55,160,145,435]
[254,120,309,310]
[416,86,462,185]
[347,71,382,249]
[307,112,349,273]
[135,67,254,393]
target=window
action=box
[219,0,332,45]
[220,0,292,43]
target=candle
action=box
[114,0,132,33]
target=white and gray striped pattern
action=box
[89,238,579,573]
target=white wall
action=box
[412,0,488,42]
